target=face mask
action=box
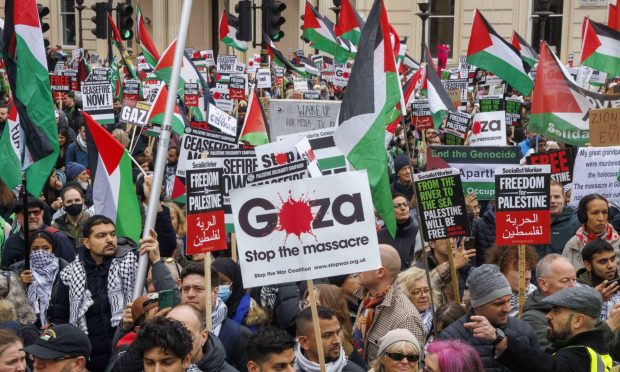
[65,203,83,217]
[218,284,232,302]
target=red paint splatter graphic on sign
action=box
[472,121,481,135]
[275,153,289,165]
[276,191,316,243]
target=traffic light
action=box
[37,4,50,33]
[234,0,252,42]
[116,3,134,40]
[330,0,342,17]
[263,0,286,41]
[299,14,309,43]
[90,2,108,40]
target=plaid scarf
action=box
[575,224,619,249]
[352,287,388,358]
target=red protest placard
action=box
[186,211,226,254]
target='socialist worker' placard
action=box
[495,165,551,246]
[231,171,381,288]
[414,168,471,241]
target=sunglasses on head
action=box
[386,352,419,363]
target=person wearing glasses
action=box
[378,193,418,270]
[1,197,76,269]
[295,306,364,372]
[370,328,420,372]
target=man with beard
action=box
[468,286,612,371]
[295,306,364,372]
[577,239,620,321]
[164,147,179,199]
[534,181,580,258]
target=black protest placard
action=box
[504,97,522,127]
[526,149,574,185]
[186,164,226,254]
[176,125,238,177]
[184,82,200,107]
[412,99,433,130]
[229,75,246,99]
[303,90,320,100]
[49,73,71,101]
[246,160,308,186]
[479,95,505,112]
[62,69,79,91]
[414,168,471,241]
[122,79,141,105]
[444,112,470,146]
[89,67,109,82]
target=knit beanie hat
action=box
[393,154,410,174]
[66,162,86,180]
[467,264,512,308]
[378,329,420,357]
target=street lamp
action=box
[416,1,431,61]
[75,0,86,48]
[533,0,553,49]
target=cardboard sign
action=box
[212,85,233,112]
[81,80,114,124]
[207,103,237,137]
[312,54,324,71]
[185,164,227,254]
[119,101,151,126]
[246,160,308,186]
[334,63,350,87]
[231,171,381,287]
[303,90,320,100]
[136,55,152,72]
[412,99,433,131]
[294,79,308,92]
[526,149,574,184]
[444,111,470,146]
[469,111,507,146]
[570,147,620,207]
[268,100,340,139]
[504,97,522,127]
[229,75,246,99]
[278,128,348,176]
[426,146,521,200]
[255,137,304,170]
[495,165,551,245]
[589,108,620,146]
[256,69,271,89]
[217,55,236,74]
[122,79,141,105]
[177,126,238,177]
[479,95,505,112]
[204,149,258,231]
[50,73,71,101]
[414,168,471,240]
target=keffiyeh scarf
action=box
[575,224,619,249]
[27,250,59,326]
[295,343,347,372]
[212,297,228,330]
[59,252,137,334]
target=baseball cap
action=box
[12,196,45,214]
[132,293,159,327]
[541,286,602,319]
[22,324,91,360]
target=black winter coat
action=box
[472,209,496,266]
[377,217,418,270]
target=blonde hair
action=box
[397,267,442,308]
[111,128,129,148]
[165,202,187,236]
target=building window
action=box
[530,0,563,55]
[428,0,455,59]
[60,0,76,46]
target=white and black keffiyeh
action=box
[60,252,137,334]
[212,297,228,331]
[27,250,59,326]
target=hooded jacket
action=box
[534,207,580,258]
[197,332,239,372]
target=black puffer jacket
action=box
[197,332,239,372]
[377,217,418,270]
[472,209,496,266]
[439,309,539,371]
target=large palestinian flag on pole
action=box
[146,82,185,136]
[511,31,538,69]
[238,87,270,146]
[529,42,620,147]
[84,112,141,243]
[3,0,59,197]
[467,9,533,95]
[334,0,400,238]
[609,2,620,31]
[0,103,22,190]
[423,46,456,128]
[136,3,160,69]
[334,0,364,45]
[219,11,248,52]
[302,1,353,63]
[581,17,620,78]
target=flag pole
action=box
[132,0,194,300]
[22,174,30,270]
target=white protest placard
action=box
[268,99,340,138]
[468,111,507,146]
[217,55,236,74]
[255,137,303,170]
[570,147,620,207]
[207,103,237,137]
[119,101,151,126]
[202,50,215,67]
[295,137,323,178]
[294,79,309,92]
[246,161,308,187]
[81,80,114,124]
[212,85,233,112]
[233,62,245,75]
[231,171,381,287]
[256,69,272,89]
[333,63,350,87]
[176,125,238,177]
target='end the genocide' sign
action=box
[495,165,551,245]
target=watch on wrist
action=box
[493,328,505,346]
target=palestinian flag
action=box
[334,0,364,45]
[302,1,353,63]
[511,31,538,68]
[300,57,320,76]
[581,17,620,78]
[77,54,91,89]
[109,57,122,102]
[529,42,620,147]
[423,46,455,128]
[108,14,138,80]
[0,103,22,189]
[239,87,269,146]
[333,0,400,237]
[219,11,248,52]
[84,112,141,243]
[146,82,185,136]
[3,0,59,197]
[403,65,424,105]
[265,33,308,77]
[610,2,620,31]
[136,3,160,69]
[467,9,533,95]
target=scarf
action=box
[27,250,59,326]
[352,287,389,358]
[420,309,433,337]
[76,135,87,153]
[186,364,203,372]
[508,283,537,318]
[59,251,137,334]
[212,297,228,330]
[294,343,346,372]
[575,224,619,249]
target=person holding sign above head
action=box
[563,194,620,272]
[378,193,418,270]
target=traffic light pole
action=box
[75,0,85,48]
[107,0,113,65]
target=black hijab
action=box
[211,257,245,318]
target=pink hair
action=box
[426,340,484,372]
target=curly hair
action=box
[484,244,538,273]
[132,316,193,360]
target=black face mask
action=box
[65,203,83,217]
